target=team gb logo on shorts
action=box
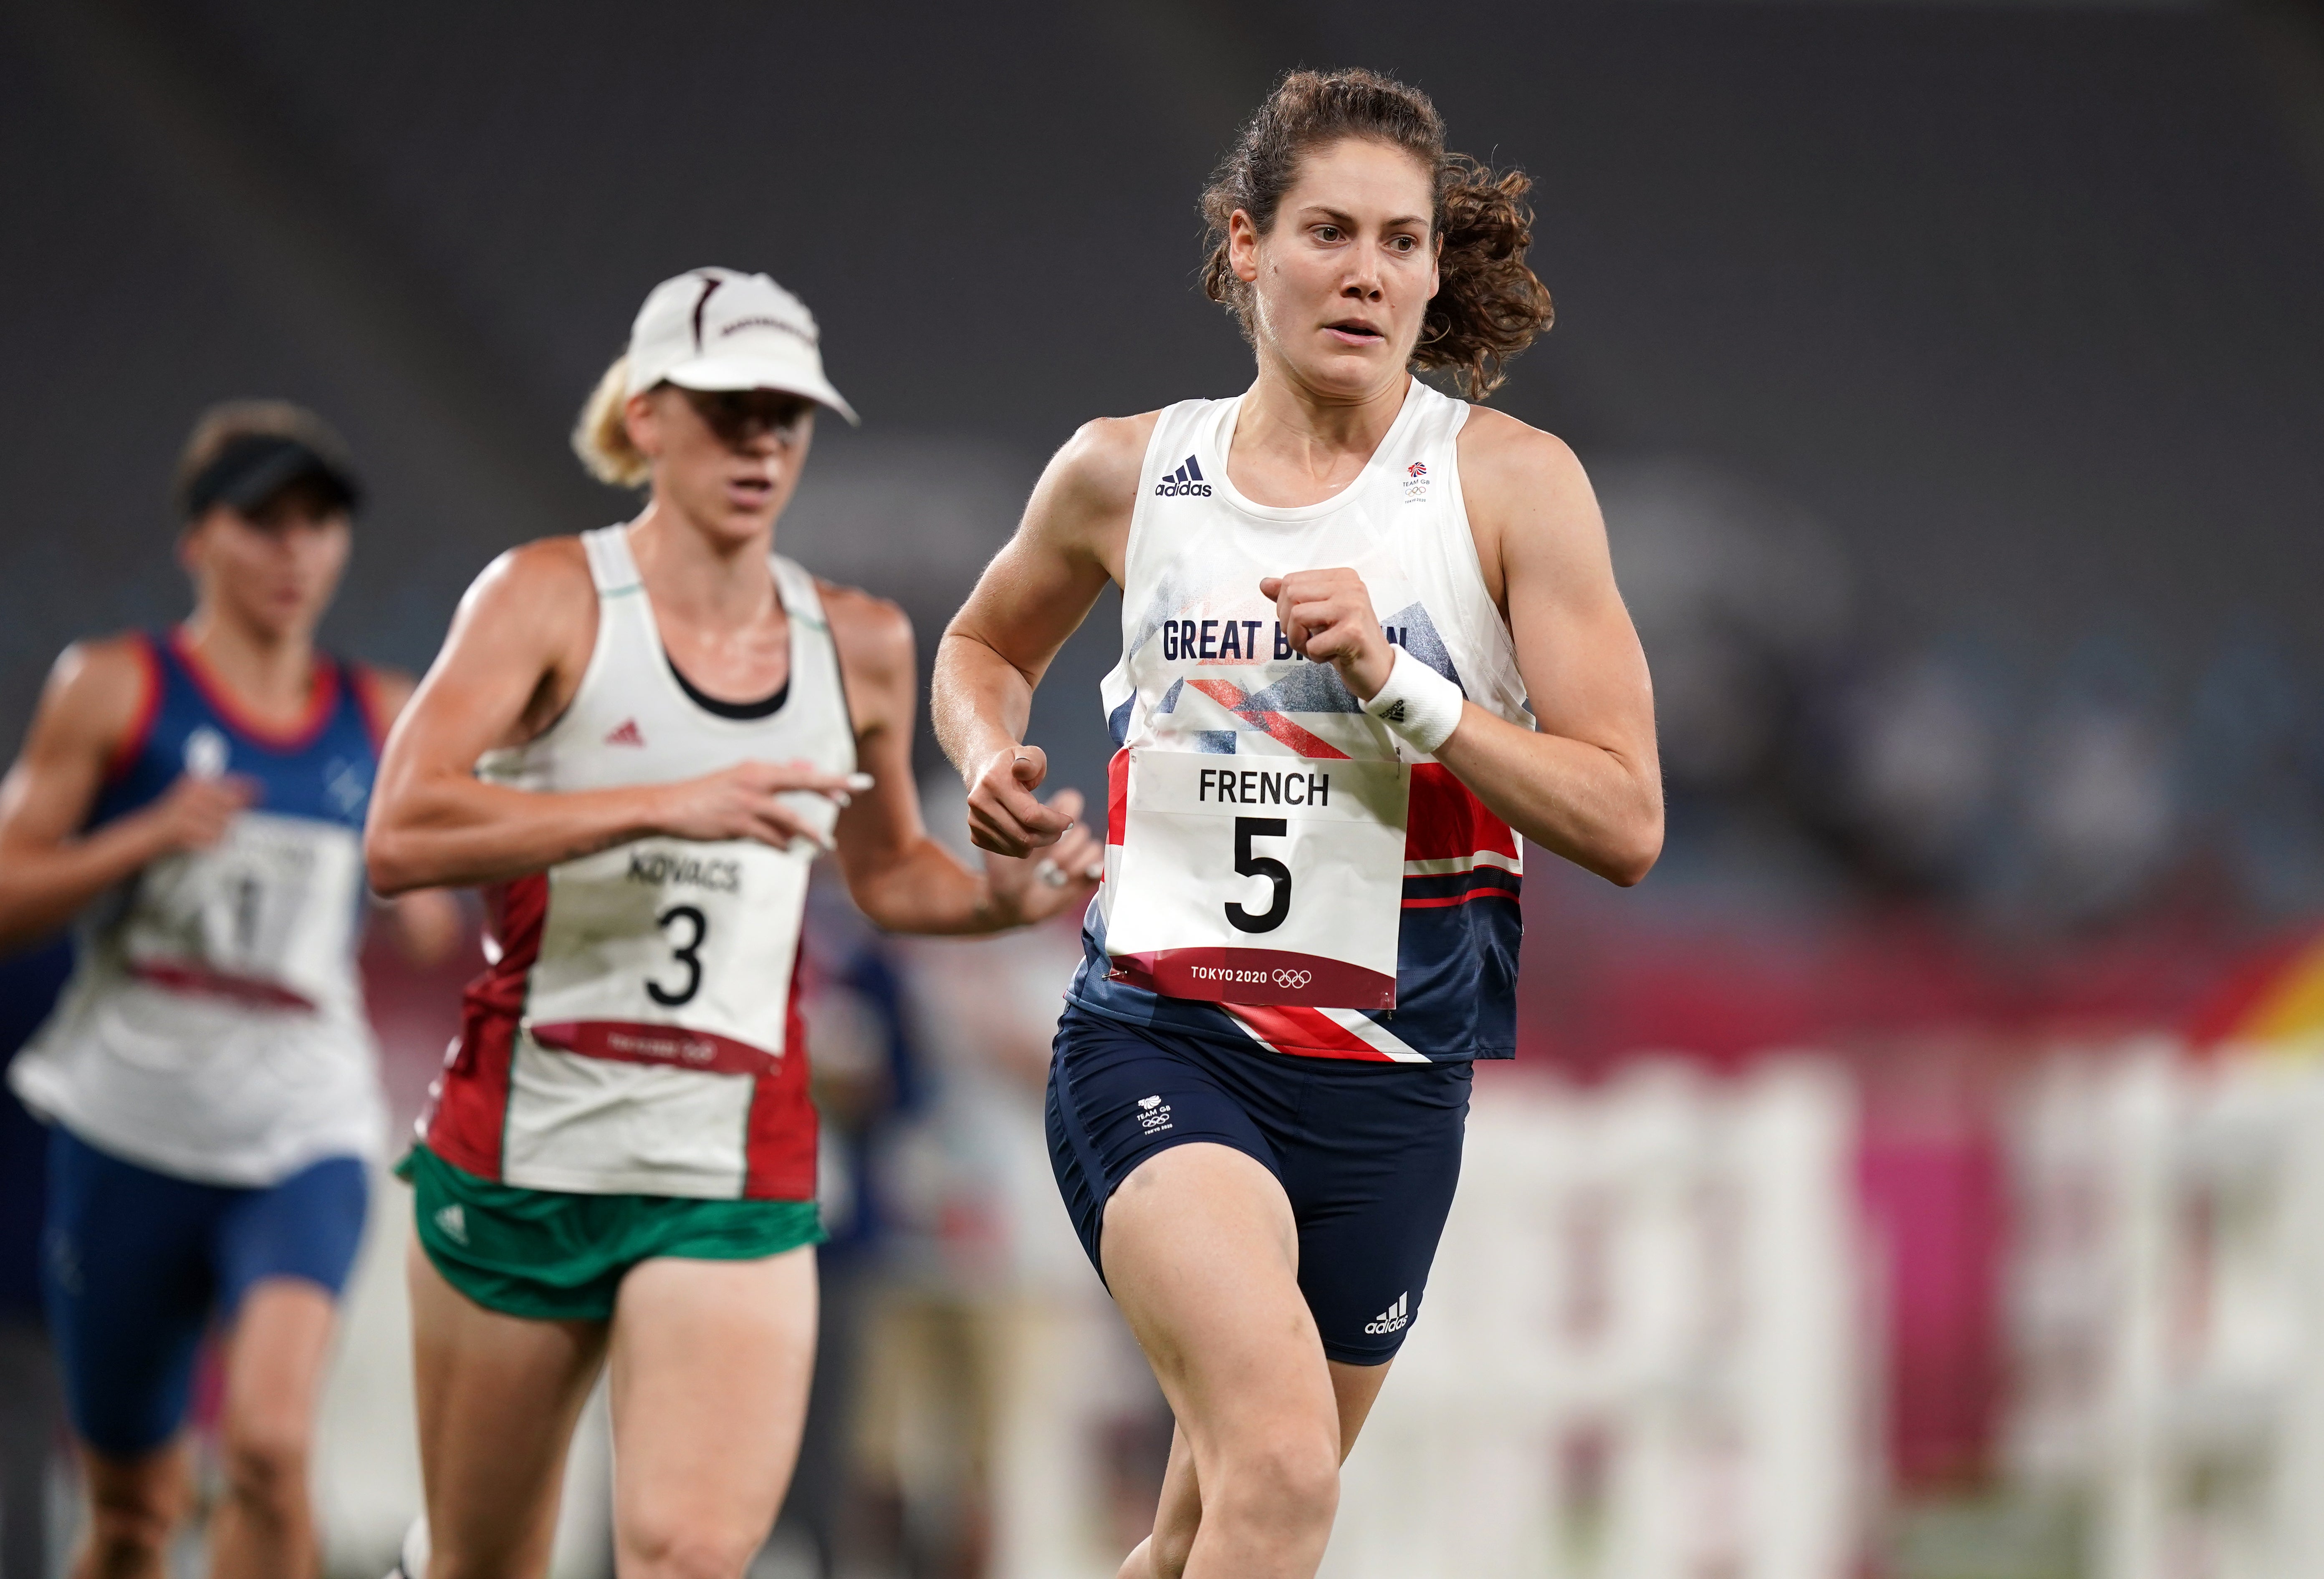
[1137,1094,1174,1133]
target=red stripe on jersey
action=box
[422,872,548,1180]
[1107,747,1129,847]
[1185,680,1351,759]
[1109,947,1395,1009]
[1402,888,1522,909]
[103,634,164,784]
[1225,1003,1397,1062]
[126,960,316,1011]
[527,1020,776,1075]
[349,664,392,754]
[743,957,817,1200]
[168,626,341,752]
[1404,763,1518,863]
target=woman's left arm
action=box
[1434,414,1661,885]
[824,585,1103,934]
[1265,413,1660,886]
[356,667,469,964]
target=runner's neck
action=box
[625,507,783,633]
[175,611,321,732]
[1229,370,1413,507]
[624,510,791,704]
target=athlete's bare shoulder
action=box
[816,578,914,735]
[444,535,600,661]
[421,535,603,743]
[29,633,154,757]
[1457,405,1590,503]
[1454,406,1606,605]
[1036,412,1160,530]
[818,580,913,682]
[461,535,597,617]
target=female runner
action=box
[0,400,460,1579]
[932,70,1663,1577]
[364,268,1100,1579]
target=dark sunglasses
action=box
[682,387,816,446]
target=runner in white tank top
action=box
[0,400,462,1579]
[933,72,1662,1578]
[364,270,1100,1579]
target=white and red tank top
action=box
[1069,379,1532,1062]
[419,526,854,1199]
[9,633,387,1185]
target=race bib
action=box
[1106,748,1407,1009]
[121,812,364,1011]
[522,836,813,1070]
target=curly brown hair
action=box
[1200,68,1554,400]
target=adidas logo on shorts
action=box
[433,1204,470,1246]
[1364,1291,1410,1335]
[1153,455,1211,497]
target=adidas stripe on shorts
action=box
[1045,1002,1470,1365]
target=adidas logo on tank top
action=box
[1153,455,1211,497]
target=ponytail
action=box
[572,354,650,488]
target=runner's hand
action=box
[137,772,258,855]
[1261,570,1394,701]
[984,787,1103,924]
[966,746,1076,857]
[654,760,868,852]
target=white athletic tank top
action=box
[9,636,385,1185]
[1071,378,1533,1060]
[417,525,854,1198]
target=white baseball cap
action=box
[624,267,859,426]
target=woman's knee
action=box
[618,1516,769,1579]
[217,1417,310,1513]
[82,1458,187,1564]
[1211,1428,1339,1533]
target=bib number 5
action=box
[647,904,707,1007]
[1225,817,1291,933]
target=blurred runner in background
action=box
[935,69,1661,1579]
[0,402,460,1579]
[364,269,1100,1579]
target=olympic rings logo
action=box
[1273,969,1312,990]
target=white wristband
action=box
[1362,646,1465,754]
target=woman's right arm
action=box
[364,542,856,895]
[0,639,253,953]
[932,415,1148,857]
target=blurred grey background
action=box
[5,0,2322,934]
[6,4,2324,1574]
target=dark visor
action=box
[180,434,364,521]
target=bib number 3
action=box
[647,905,707,1007]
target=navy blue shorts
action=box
[1046,1004,1472,1365]
[42,1125,369,1456]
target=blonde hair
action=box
[573,354,652,488]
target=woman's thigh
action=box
[407,1241,606,1579]
[216,1278,337,1464]
[1099,1142,1339,1475]
[605,1248,818,1578]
